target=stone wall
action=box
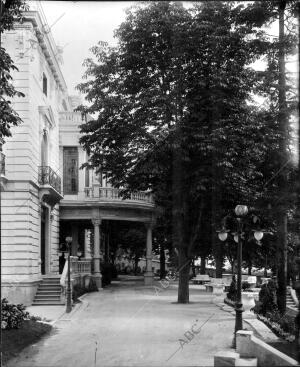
[1,11,69,304]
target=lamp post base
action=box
[66,289,72,313]
[233,302,244,347]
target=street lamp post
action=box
[217,205,264,345]
[235,215,244,334]
[65,236,72,313]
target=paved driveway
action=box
[6,280,236,367]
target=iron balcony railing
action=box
[38,166,62,194]
[84,186,153,204]
[0,152,5,175]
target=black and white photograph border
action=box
[0,1,299,366]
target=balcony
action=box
[38,166,63,207]
[60,111,85,123]
[84,186,154,204]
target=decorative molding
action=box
[17,31,25,58]
[14,12,68,92]
[28,37,38,61]
[39,105,56,128]
[92,218,102,226]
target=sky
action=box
[38,1,298,100]
[40,1,135,96]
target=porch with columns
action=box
[61,217,155,289]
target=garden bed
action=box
[255,313,299,362]
[268,340,299,362]
[2,319,52,364]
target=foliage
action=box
[252,279,279,316]
[242,281,251,291]
[2,319,52,364]
[1,298,29,330]
[257,313,296,342]
[227,276,237,302]
[108,221,146,275]
[72,284,86,302]
[0,0,28,144]
[77,1,297,302]
[72,278,99,302]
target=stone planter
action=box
[242,292,256,312]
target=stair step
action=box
[32,301,64,306]
[42,278,60,283]
[34,294,60,299]
[32,278,63,306]
[35,294,60,298]
[34,299,61,303]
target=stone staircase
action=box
[32,276,62,305]
[286,288,298,311]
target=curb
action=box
[57,293,90,322]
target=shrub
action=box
[227,276,237,302]
[72,284,86,302]
[111,264,118,279]
[242,281,251,291]
[1,298,29,330]
[256,313,296,342]
[252,279,278,316]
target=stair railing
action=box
[60,258,68,303]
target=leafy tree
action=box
[0,0,27,144]
[242,0,298,314]
[77,1,292,303]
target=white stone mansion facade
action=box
[1,4,155,305]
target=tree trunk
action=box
[248,262,252,276]
[172,125,189,303]
[276,0,288,315]
[264,254,268,277]
[160,243,166,279]
[211,98,223,278]
[297,1,300,354]
[277,211,288,314]
[191,259,196,277]
[215,255,223,278]
[200,255,206,274]
[177,247,190,303]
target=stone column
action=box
[84,229,92,259]
[92,218,102,289]
[144,222,153,285]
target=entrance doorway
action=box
[40,206,48,275]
